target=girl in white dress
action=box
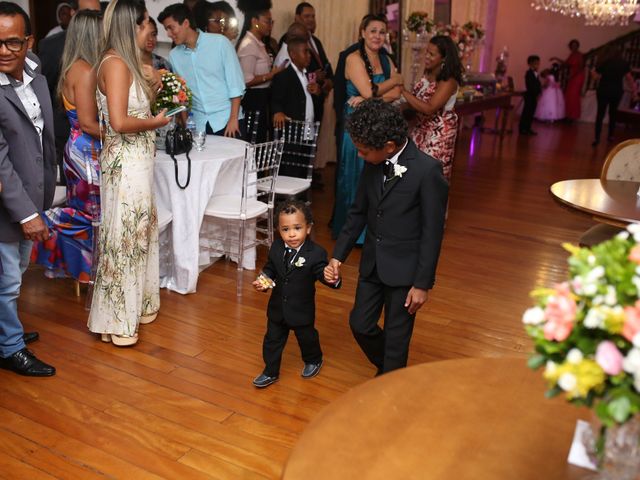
[535,69,565,122]
[88,0,169,346]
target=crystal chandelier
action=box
[531,0,639,25]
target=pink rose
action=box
[595,341,624,375]
[543,282,577,341]
[630,245,640,264]
[623,300,640,342]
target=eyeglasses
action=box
[0,36,29,53]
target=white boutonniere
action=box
[393,164,408,178]
[294,257,306,268]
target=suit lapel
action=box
[1,83,30,122]
[381,143,414,201]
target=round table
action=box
[282,357,590,480]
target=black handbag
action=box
[165,125,192,189]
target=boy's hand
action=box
[405,287,429,315]
[324,258,341,284]
[252,279,268,292]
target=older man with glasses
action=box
[0,2,57,376]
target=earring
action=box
[255,24,260,29]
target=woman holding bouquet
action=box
[88,0,169,346]
[401,35,463,182]
[32,10,103,284]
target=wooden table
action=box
[282,357,590,480]
[550,178,640,226]
[455,92,514,136]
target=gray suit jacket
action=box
[0,53,56,242]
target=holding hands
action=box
[323,258,341,284]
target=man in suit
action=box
[324,99,448,375]
[37,0,100,179]
[519,54,541,136]
[0,2,56,376]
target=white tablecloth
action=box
[154,135,254,294]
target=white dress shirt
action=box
[291,62,314,125]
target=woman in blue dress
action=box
[332,14,403,241]
[32,11,102,283]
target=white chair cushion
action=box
[157,205,172,231]
[269,176,312,195]
[52,185,67,207]
[204,195,268,219]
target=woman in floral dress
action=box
[88,0,169,346]
[402,35,463,182]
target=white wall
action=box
[15,0,29,14]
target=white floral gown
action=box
[88,73,159,336]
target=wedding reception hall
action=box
[2,0,640,478]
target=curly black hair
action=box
[346,99,408,150]
[275,199,313,225]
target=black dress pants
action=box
[262,318,322,376]
[349,269,416,374]
[595,89,623,142]
[519,94,537,133]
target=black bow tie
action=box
[383,161,393,181]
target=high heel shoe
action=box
[139,312,158,325]
[100,333,138,346]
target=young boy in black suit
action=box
[324,99,448,375]
[252,200,341,388]
[519,55,541,135]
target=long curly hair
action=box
[346,99,408,150]
[429,35,464,84]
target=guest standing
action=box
[193,0,238,42]
[550,39,584,122]
[401,35,462,182]
[236,0,283,143]
[160,3,245,137]
[141,18,172,71]
[32,10,103,283]
[88,0,169,346]
[591,46,637,146]
[45,3,72,37]
[0,2,56,376]
[331,14,403,241]
[519,55,541,136]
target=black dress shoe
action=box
[23,332,39,344]
[301,360,323,378]
[0,348,55,377]
[252,373,278,388]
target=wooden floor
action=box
[1,119,628,479]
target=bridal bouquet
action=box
[523,225,640,428]
[152,69,192,114]
[406,11,433,33]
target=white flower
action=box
[634,333,640,349]
[522,306,545,325]
[633,276,640,294]
[586,266,605,282]
[558,372,577,392]
[634,373,640,393]
[587,254,596,265]
[583,281,598,297]
[545,361,557,376]
[566,348,583,364]
[616,230,630,240]
[583,306,605,329]
[627,223,640,242]
[294,257,306,268]
[604,285,617,306]
[393,164,408,178]
[622,348,640,374]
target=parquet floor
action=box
[1,118,629,479]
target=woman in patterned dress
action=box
[32,11,103,283]
[88,0,169,346]
[402,35,463,182]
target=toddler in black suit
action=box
[252,200,341,388]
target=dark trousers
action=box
[241,88,271,143]
[262,318,322,376]
[595,89,623,142]
[349,269,416,374]
[205,121,245,138]
[519,94,537,133]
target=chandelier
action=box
[531,0,639,25]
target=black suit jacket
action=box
[37,31,70,144]
[524,69,541,99]
[333,141,448,289]
[262,238,340,327]
[271,64,321,122]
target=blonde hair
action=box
[57,10,103,104]
[101,0,151,100]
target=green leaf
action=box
[544,386,562,398]
[527,354,546,369]
[595,402,614,427]
[607,396,632,423]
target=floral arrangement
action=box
[523,225,640,429]
[433,21,484,60]
[152,69,192,115]
[406,11,434,33]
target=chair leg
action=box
[75,280,80,297]
[237,220,246,297]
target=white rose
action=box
[522,306,545,325]
[623,348,640,374]
[558,372,577,392]
[566,348,583,364]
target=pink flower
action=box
[629,245,640,264]
[543,282,577,341]
[623,300,640,342]
[595,341,624,375]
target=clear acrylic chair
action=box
[203,138,284,296]
[244,110,262,144]
[270,119,320,201]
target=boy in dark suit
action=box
[519,55,541,136]
[252,200,341,388]
[324,99,448,375]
